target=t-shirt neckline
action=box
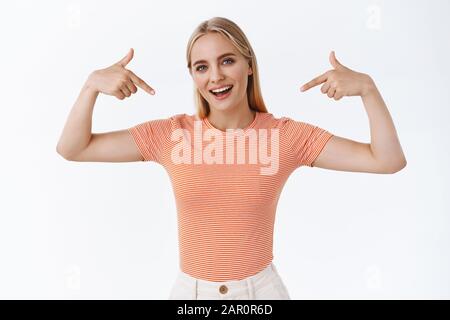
[203,111,260,133]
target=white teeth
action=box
[211,85,232,93]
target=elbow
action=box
[386,157,407,174]
[397,158,407,173]
[56,143,65,159]
[56,145,69,160]
[56,143,76,161]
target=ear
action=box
[248,66,253,76]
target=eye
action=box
[195,58,235,72]
[223,58,234,65]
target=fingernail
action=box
[150,90,155,95]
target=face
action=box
[190,32,253,113]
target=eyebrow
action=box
[193,53,236,67]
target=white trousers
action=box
[169,262,291,300]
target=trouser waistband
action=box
[176,262,279,297]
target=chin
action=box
[208,96,242,112]
[209,102,236,113]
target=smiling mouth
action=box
[209,85,233,97]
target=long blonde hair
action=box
[186,17,268,119]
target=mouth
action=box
[209,85,233,100]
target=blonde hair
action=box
[186,17,268,119]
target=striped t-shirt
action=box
[128,111,333,281]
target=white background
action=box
[0,0,449,299]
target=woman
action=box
[56,17,406,300]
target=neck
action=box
[206,104,256,132]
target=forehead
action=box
[191,32,239,61]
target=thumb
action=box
[329,50,343,69]
[117,48,134,67]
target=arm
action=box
[56,81,143,162]
[301,51,407,174]
[56,48,155,162]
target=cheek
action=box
[236,73,249,93]
[230,67,246,80]
[231,66,249,86]
[193,78,207,92]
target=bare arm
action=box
[301,51,406,173]
[56,81,100,159]
[56,48,155,162]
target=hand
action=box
[300,51,375,100]
[86,48,155,100]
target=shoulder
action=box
[140,113,196,130]
[129,113,196,138]
[257,112,309,130]
[167,113,198,131]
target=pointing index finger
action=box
[127,70,155,95]
[300,72,328,92]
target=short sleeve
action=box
[127,117,173,163]
[282,119,334,168]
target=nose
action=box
[209,65,225,83]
